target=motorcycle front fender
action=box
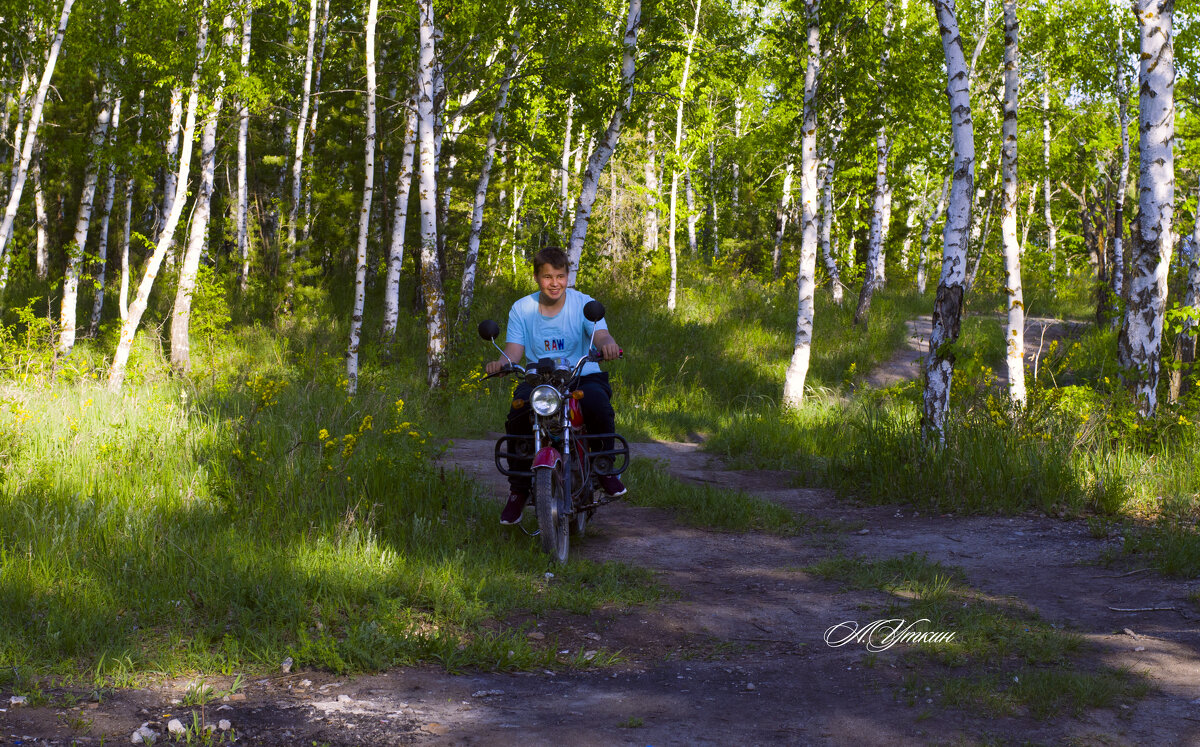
[532,446,562,470]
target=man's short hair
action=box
[532,247,569,274]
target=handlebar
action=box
[482,350,623,380]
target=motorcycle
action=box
[478,300,630,564]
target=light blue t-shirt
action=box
[506,288,608,376]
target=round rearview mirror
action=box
[478,319,501,341]
[583,300,605,323]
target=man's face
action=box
[536,265,568,303]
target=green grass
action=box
[622,459,808,535]
[810,553,1150,719]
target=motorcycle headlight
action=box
[530,385,563,416]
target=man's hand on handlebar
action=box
[597,342,622,361]
[485,358,511,376]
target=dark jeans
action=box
[504,372,615,494]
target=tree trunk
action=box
[237,0,252,290]
[287,0,320,259]
[781,0,821,409]
[416,0,448,387]
[916,174,950,294]
[32,151,48,281]
[119,91,143,321]
[924,0,976,444]
[346,0,378,395]
[458,33,520,328]
[382,84,417,340]
[819,117,844,301]
[1000,0,1025,405]
[666,0,702,309]
[90,95,124,337]
[559,94,574,236]
[708,137,718,256]
[109,0,210,390]
[1041,67,1056,282]
[59,92,114,353]
[170,13,232,375]
[732,96,742,219]
[1112,25,1131,320]
[300,0,330,246]
[685,169,698,254]
[1120,0,1175,417]
[644,115,658,254]
[854,0,895,328]
[158,84,183,243]
[565,0,643,287]
[772,162,794,278]
[0,0,76,265]
[1180,196,1200,389]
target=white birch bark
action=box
[559,94,574,235]
[346,0,377,395]
[158,85,182,241]
[1042,67,1056,278]
[0,0,76,265]
[644,115,658,253]
[781,0,821,409]
[32,152,48,281]
[90,95,124,337]
[416,0,448,388]
[772,162,794,278]
[119,91,142,321]
[300,0,330,245]
[382,85,417,340]
[1113,25,1131,309]
[924,0,975,443]
[818,158,843,303]
[1000,0,1025,405]
[566,0,643,287]
[732,96,742,217]
[666,0,701,309]
[458,37,520,328]
[1120,0,1175,417]
[854,0,894,327]
[236,0,252,290]
[59,93,114,353]
[681,169,697,256]
[708,137,718,256]
[287,0,320,254]
[171,13,232,375]
[916,174,951,294]
[108,0,209,390]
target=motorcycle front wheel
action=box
[534,467,569,564]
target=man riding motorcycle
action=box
[485,247,626,524]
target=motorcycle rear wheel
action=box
[534,467,569,564]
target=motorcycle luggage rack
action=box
[578,433,630,475]
[494,435,535,478]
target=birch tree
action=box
[0,0,76,266]
[644,115,659,254]
[346,0,378,395]
[109,0,210,390]
[90,95,124,337]
[416,0,448,388]
[59,94,115,353]
[999,0,1025,405]
[854,0,895,328]
[1112,25,1131,312]
[286,0,321,257]
[565,0,643,287]
[667,0,702,310]
[236,0,252,290]
[458,32,521,328]
[916,174,950,294]
[924,0,975,443]
[1119,0,1175,417]
[171,13,234,375]
[382,85,417,340]
[781,0,820,409]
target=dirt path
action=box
[867,315,1088,389]
[7,439,1199,745]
